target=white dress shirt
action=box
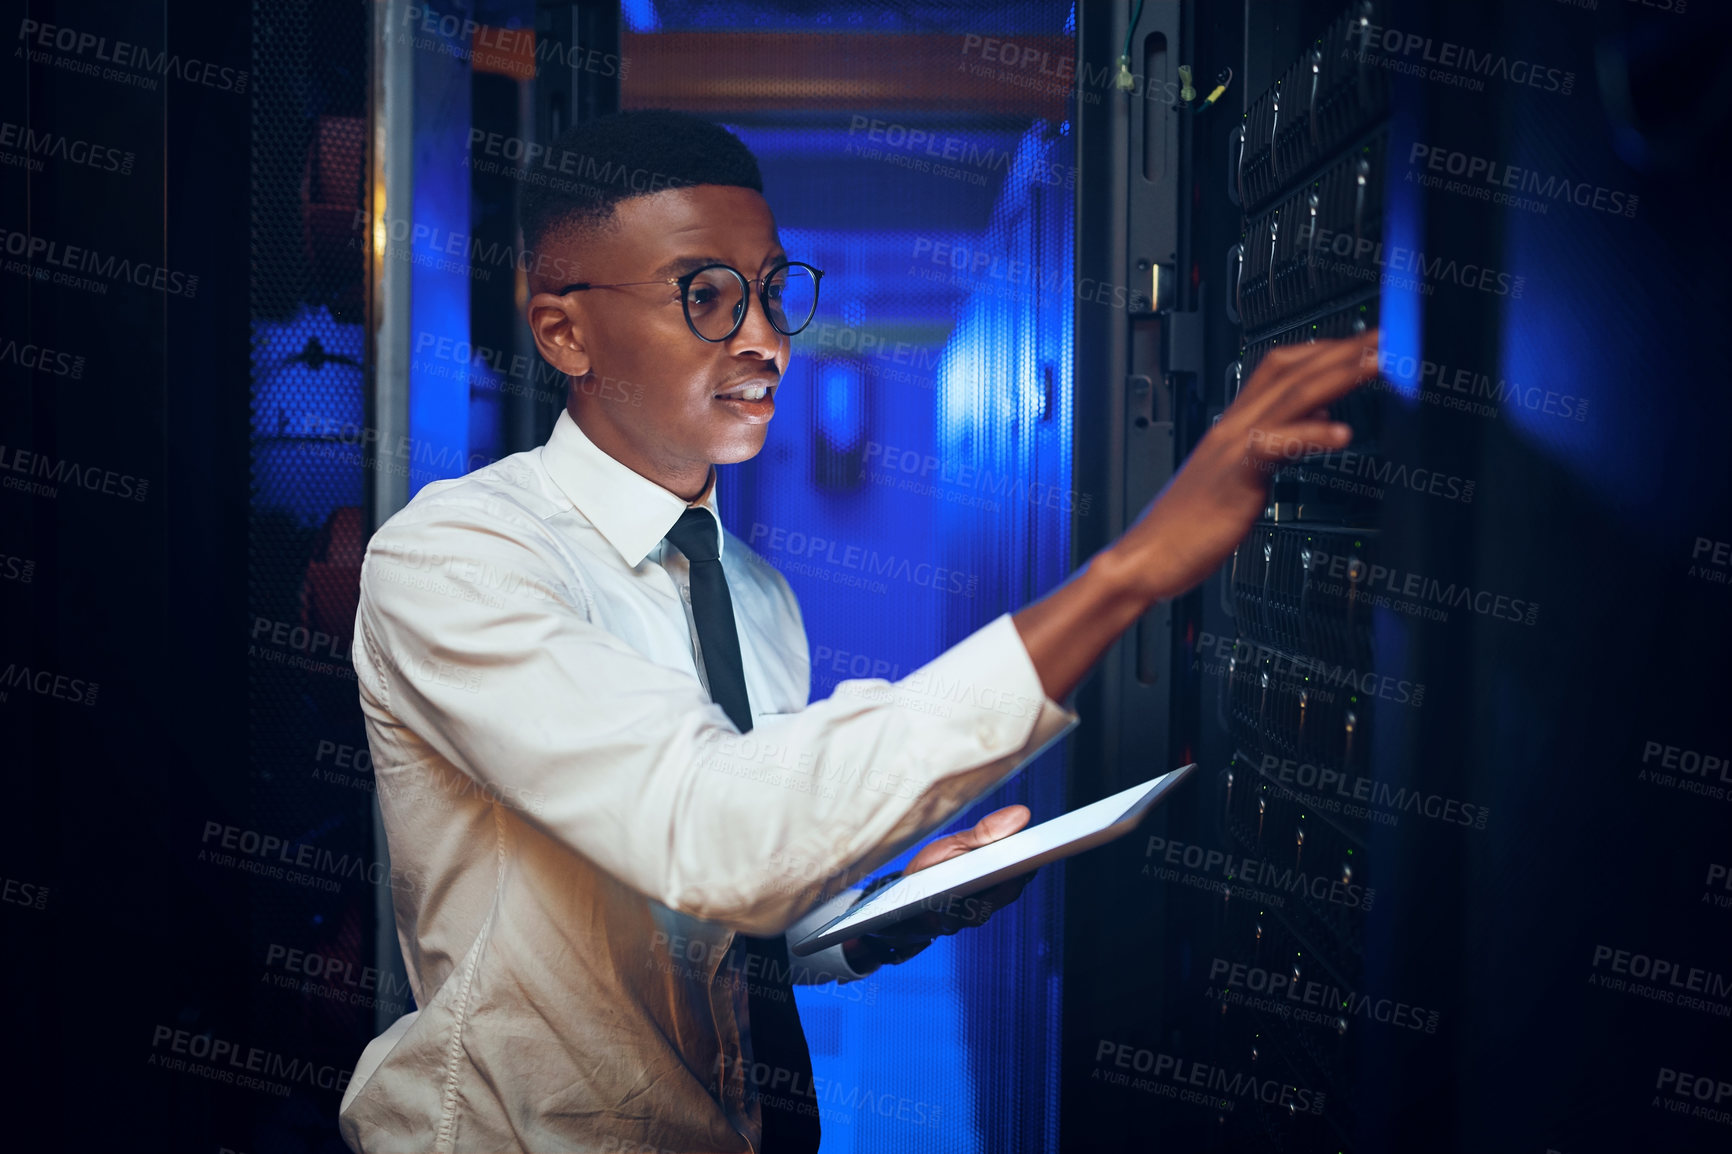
[337,408,1078,1153]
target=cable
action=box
[1199,67,1234,110]
[1116,0,1146,92]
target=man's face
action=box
[527,184,790,497]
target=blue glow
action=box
[817,362,865,450]
[1378,111,1423,400]
[1490,75,1659,518]
[1496,209,1640,508]
[725,115,1074,1154]
[249,304,366,527]
[406,10,473,498]
[620,0,660,33]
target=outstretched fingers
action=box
[1233,330,1381,428]
[1241,420,1355,466]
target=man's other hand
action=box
[905,803,1029,874]
[841,805,1036,974]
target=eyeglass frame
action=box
[553,260,826,344]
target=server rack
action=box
[1063,2,1438,1150]
[1208,5,1397,1150]
[1066,0,1732,1149]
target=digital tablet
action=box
[790,764,1197,956]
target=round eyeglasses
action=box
[556,261,824,344]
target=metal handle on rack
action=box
[1227,240,1244,325]
[1308,46,1323,150]
[1231,123,1246,207]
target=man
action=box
[337,109,1376,1153]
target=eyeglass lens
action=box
[685,265,818,340]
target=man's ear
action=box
[526,292,593,379]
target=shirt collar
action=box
[542,408,721,568]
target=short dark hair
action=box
[518,109,764,265]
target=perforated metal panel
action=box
[247,4,381,1147]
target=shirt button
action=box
[976,720,997,747]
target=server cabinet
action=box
[1064,0,1732,1150]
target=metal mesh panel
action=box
[248,2,380,1147]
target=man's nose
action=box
[726,285,786,360]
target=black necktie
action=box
[664,507,821,1154]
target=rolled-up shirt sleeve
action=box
[355,499,1078,938]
